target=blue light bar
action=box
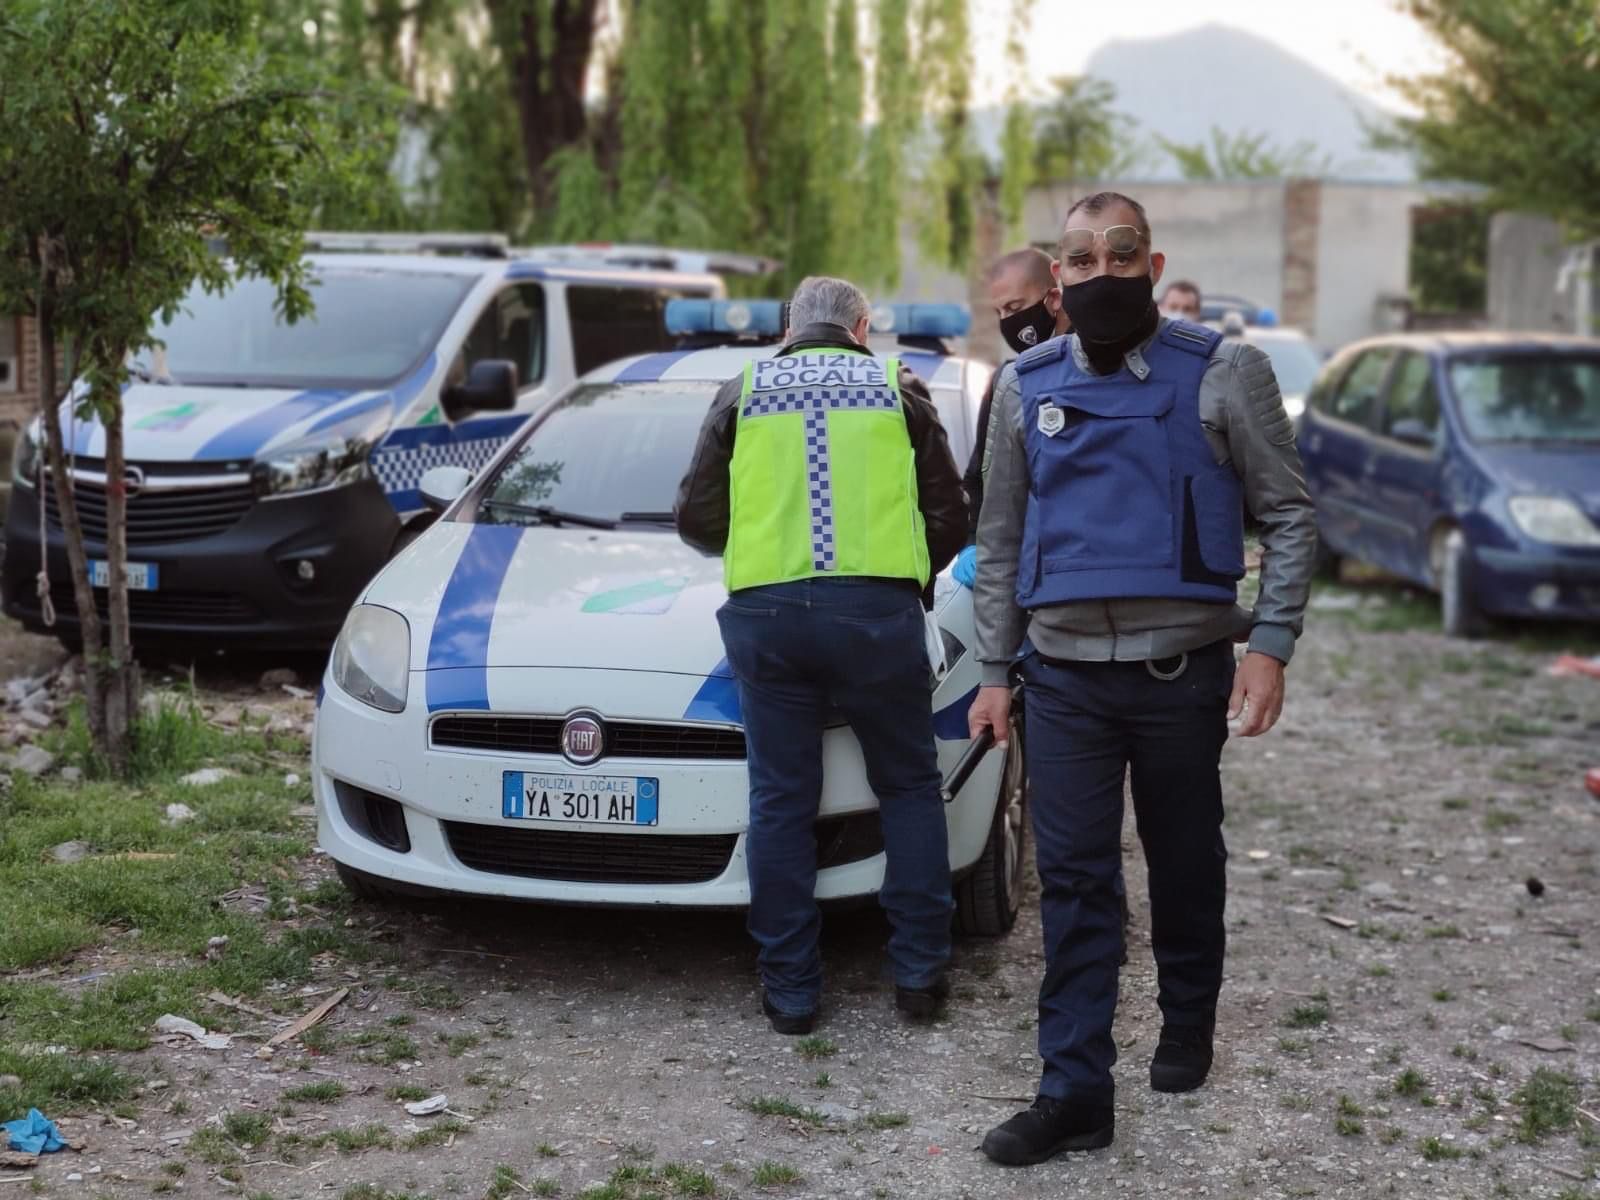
[664,298,785,337]
[868,303,970,338]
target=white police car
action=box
[313,301,1027,934]
[3,234,728,648]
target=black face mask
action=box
[999,297,1058,355]
[1059,272,1156,346]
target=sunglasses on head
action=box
[1060,224,1146,258]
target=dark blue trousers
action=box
[717,578,953,1016]
[1023,641,1234,1102]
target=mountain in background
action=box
[975,23,1417,182]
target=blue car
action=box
[1298,333,1600,636]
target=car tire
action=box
[1438,528,1487,639]
[955,715,1028,938]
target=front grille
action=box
[44,468,255,545]
[44,584,259,626]
[445,822,738,884]
[431,715,746,760]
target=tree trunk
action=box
[34,311,109,751]
[98,374,140,776]
[493,0,601,215]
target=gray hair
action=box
[787,275,870,333]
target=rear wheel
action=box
[1434,527,1487,639]
[955,715,1028,937]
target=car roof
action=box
[300,253,723,291]
[1338,331,1600,356]
[586,341,971,390]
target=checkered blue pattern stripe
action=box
[741,385,899,571]
[371,436,505,499]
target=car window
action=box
[1380,352,1440,439]
[1326,348,1394,428]
[459,284,545,390]
[145,269,474,390]
[568,286,679,376]
[1448,354,1600,444]
[481,381,713,522]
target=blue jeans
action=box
[1023,641,1234,1102]
[717,578,953,1016]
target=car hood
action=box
[1474,443,1600,521]
[371,522,733,679]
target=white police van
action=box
[2,234,728,648]
[312,300,1025,933]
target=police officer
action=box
[676,275,967,1033]
[967,192,1316,1164]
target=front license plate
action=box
[502,772,659,826]
[90,559,159,591]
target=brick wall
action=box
[1281,179,1321,333]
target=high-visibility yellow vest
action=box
[724,349,928,592]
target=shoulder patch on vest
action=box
[1160,320,1223,358]
[1015,337,1067,375]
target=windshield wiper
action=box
[618,511,677,526]
[480,499,617,530]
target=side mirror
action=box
[443,359,517,419]
[1389,418,1436,448]
[419,465,472,513]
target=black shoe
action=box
[761,993,816,1036]
[1150,1023,1214,1093]
[981,1095,1114,1165]
[894,976,949,1023]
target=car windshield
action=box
[1245,333,1321,397]
[480,381,715,526]
[1448,354,1600,444]
[143,269,475,390]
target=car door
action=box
[1298,346,1394,563]
[1365,350,1446,585]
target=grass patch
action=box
[1433,988,1454,1002]
[536,1142,560,1158]
[1483,808,1523,832]
[1419,1136,1463,1162]
[1284,994,1330,1029]
[402,1118,469,1150]
[386,1084,431,1102]
[284,1080,346,1104]
[350,1032,419,1066]
[861,1112,910,1131]
[576,1163,716,1199]
[320,1124,396,1154]
[1424,924,1463,940]
[794,1036,837,1061]
[1334,1115,1364,1137]
[1394,1067,1429,1099]
[439,1031,482,1057]
[744,1096,826,1126]
[1513,1068,1576,1143]
[752,1161,802,1187]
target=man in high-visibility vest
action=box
[675,275,967,1033]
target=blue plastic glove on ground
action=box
[5,1108,66,1154]
[952,544,977,589]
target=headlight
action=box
[253,435,372,498]
[331,604,410,712]
[11,420,41,489]
[1507,496,1600,547]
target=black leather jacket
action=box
[674,321,968,591]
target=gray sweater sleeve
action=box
[972,363,1029,685]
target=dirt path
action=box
[5,608,1598,1200]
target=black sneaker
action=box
[761,993,816,1036]
[1150,1023,1214,1093]
[893,976,949,1022]
[981,1095,1114,1165]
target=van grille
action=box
[43,464,255,545]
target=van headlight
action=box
[253,435,372,498]
[11,421,41,489]
[1507,496,1600,547]
[331,604,410,713]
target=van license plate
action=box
[89,560,159,591]
[502,772,659,826]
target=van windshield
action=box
[1448,354,1600,444]
[143,269,475,390]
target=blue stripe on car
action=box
[931,684,977,741]
[196,388,354,459]
[897,351,945,382]
[615,350,695,383]
[424,524,524,711]
[683,658,741,724]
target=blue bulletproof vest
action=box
[1014,320,1244,608]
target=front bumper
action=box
[1472,544,1600,620]
[1,478,399,649]
[313,667,1003,907]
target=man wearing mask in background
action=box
[968,192,1315,1165]
[1159,279,1203,321]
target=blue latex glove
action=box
[5,1108,66,1155]
[952,544,977,589]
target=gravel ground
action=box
[4,606,1599,1200]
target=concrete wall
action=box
[1486,212,1593,335]
[1313,183,1432,350]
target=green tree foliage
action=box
[995,1,1038,239]
[1388,0,1600,240]
[0,0,379,773]
[1409,204,1489,314]
[1033,77,1147,191]
[1159,127,1332,181]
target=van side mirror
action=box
[420,465,472,513]
[443,359,517,419]
[1389,418,1436,448]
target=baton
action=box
[940,726,996,804]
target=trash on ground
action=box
[1321,915,1358,930]
[162,802,197,824]
[404,1094,449,1116]
[262,986,349,1052]
[1585,767,1600,800]
[1546,653,1600,679]
[48,841,91,864]
[1246,849,1271,860]
[205,936,229,961]
[153,1014,233,1051]
[177,768,232,787]
[1518,1036,1577,1053]
[3,1109,65,1155]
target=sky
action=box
[968,0,1449,112]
